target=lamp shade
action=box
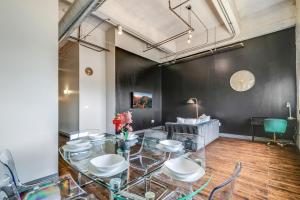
[187,98,195,104]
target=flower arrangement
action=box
[112,111,133,140]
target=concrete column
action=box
[105,28,116,133]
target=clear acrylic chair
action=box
[0,150,24,191]
[130,130,168,173]
[0,159,21,200]
[120,132,210,200]
[0,149,59,194]
[172,132,206,170]
[208,162,242,200]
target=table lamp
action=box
[187,98,198,118]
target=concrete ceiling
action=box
[93,0,295,56]
[59,0,296,61]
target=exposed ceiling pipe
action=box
[163,0,237,60]
[59,0,106,45]
[158,42,244,67]
[143,0,194,52]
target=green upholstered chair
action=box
[264,118,287,147]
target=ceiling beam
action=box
[211,0,240,36]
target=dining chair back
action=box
[208,162,242,200]
[172,132,206,169]
[129,130,168,173]
[0,149,22,189]
[0,161,21,200]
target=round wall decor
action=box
[85,67,93,76]
[230,70,255,92]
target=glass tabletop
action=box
[59,129,212,199]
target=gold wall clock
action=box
[85,67,93,76]
[230,70,255,92]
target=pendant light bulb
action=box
[188,29,192,34]
[117,25,123,35]
[189,34,192,39]
[187,38,191,44]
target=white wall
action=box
[0,0,58,182]
[79,45,107,132]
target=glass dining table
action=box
[59,130,212,200]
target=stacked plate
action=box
[156,140,184,152]
[63,140,92,153]
[162,157,205,182]
[88,154,129,177]
[88,133,105,140]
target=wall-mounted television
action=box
[132,92,152,109]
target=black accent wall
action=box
[162,28,296,138]
[116,48,162,130]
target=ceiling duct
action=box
[59,0,106,45]
[158,42,244,67]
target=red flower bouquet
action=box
[112,111,133,140]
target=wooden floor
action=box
[59,136,300,200]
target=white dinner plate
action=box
[162,166,205,183]
[164,157,200,176]
[156,143,184,153]
[160,140,182,148]
[63,143,92,153]
[89,133,105,140]
[88,161,129,177]
[90,154,125,171]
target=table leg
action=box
[251,125,255,142]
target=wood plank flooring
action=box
[59,136,300,199]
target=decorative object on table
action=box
[186,98,199,118]
[230,70,255,92]
[112,111,133,137]
[132,92,152,109]
[85,67,93,76]
[264,118,287,147]
[286,102,295,120]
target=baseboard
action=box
[220,133,294,143]
[24,173,59,185]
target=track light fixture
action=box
[117,25,123,35]
[187,38,191,44]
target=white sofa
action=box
[165,119,220,145]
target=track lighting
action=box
[187,38,191,44]
[117,25,123,35]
